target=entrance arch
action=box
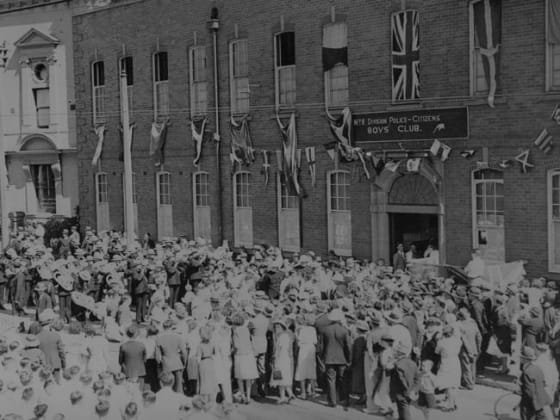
[370,161,445,265]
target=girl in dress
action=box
[232,312,258,404]
[196,325,218,403]
[294,314,317,399]
[435,325,462,412]
[270,319,295,404]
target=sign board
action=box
[353,107,469,143]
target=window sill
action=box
[537,91,560,103]
[386,100,423,111]
[270,108,298,119]
[231,112,252,120]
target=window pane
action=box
[553,174,560,189]
[327,64,349,107]
[276,32,295,66]
[192,81,208,115]
[233,39,248,77]
[192,47,207,82]
[121,57,133,85]
[278,66,296,106]
[93,61,104,86]
[155,52,168,82]
[156,82,169,118]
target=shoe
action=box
[278,398,288,404]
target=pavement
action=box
[0,309,519,420]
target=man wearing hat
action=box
[389,342,418,420]
[457,308,481,390]
[319,308,352,407]
[519,346,552,420]
[155,320,187,393]
[519,306,545,352]
[36,317,66,384]
[131,264,149,323]
[34,282,52,322]
[248,302,271,398]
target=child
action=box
[417,360,436,420]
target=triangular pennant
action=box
[460,149,476,159]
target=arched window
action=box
[472,169,504,263]
[95,172,110,232]
[156,171,173,239]
[233,171,253,247]
[193,171,211,240]
[327,170,352,256]
[549,170,560,271]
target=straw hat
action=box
[520,346,537,361]
[327,309,345,322]
[23,335,40,348]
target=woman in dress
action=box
[84,323,112,375]
[270,318,295,404]
[294,314,317,399]
[196,325,218,404]
[435,325,462,411]
[232,312,258,404]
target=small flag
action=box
[534,128,553,154]
[441,144,452,162]
[460,150,476,159]
[430,139,441,156]
[433,123,446,134]
[515,150,534,173]
[91,124,106,166]
[371,155,385,175]
[498,160,511,169]
[552,104,560,125]
[323,141,338,162]
[305,147,316,187]
[385,160,401,173]
[406,158,421,172]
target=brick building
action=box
[0,0,78,223]
[72,0,560,277]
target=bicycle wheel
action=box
[493,392,520,420]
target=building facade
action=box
[0,0,78,223]
[72,0,560,277]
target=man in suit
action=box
[155,320,187,393]
[392,243,406,272]
[319,308,352,407]
[469,287,490,371]
[519,346,552,420]
[164,257,181,307]
[36,316,66,384]
[35,282,52,322]
[248,303,271,397]
[131,264,149,323]
[457,307,482,390]
[119,324,147,390]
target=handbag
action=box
[272,369,283,380]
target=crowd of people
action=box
[0,224,557,420]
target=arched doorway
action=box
[388,174,439,258]
[370,160,445,265]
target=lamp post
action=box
[0,41,9,249]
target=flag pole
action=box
[0,42,9,249]
[120,68,134,248]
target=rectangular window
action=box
[548,0,560,89]
[33,88,50,128]
[153,52,169,120]
[549,170,560,271]
[195,172,210,206]
[120,56,134,118]
[323,22,349,107]
[474,170,504,227]
[235,172,250,208]
[280,180,298,209]
[190,46,208,117]
[96,172,108,203]
[92,61,105,123]
[275,31,296,107]
[329,171,350,211]
[230,39,249,114]
[158,172,171,205]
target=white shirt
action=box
[465,256,486,278]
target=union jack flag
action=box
[391,10,420,101]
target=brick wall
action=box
[73,0,560,276]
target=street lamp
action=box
[0,41,10,249]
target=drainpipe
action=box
[209,7,223,244]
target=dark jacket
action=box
[519,316,545,351]
[392,252,406,272]
[402,314,421,349]
[37,329,66,370]
[319,322,352,365]
[390,356,418,401]
[521,362,552,411]
[119,340,147,378]
[132,272,148,295]
[155,332,186,373]
[470,298,489,336]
